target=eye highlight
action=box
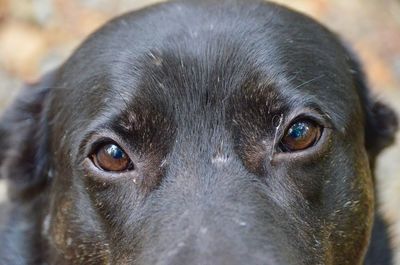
[91,143,133,172]
[280,119,322,152]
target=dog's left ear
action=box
[364,98,398,160]
[346,50,398,164]
[0,72,56,201]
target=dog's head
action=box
[0,1,398,264]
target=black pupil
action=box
[105,144,125,160]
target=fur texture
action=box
[0,0,398,264]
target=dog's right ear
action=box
[345,48,399,166]
[0,72,56,201]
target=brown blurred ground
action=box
[0,0,399,262]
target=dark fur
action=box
[0,0,397,264]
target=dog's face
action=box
[0,1,398,265]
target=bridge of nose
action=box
[148,215,300,265]
[147,154,296,260]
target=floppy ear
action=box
[0,72,56,201]
[346,51,398,166]
[364,99,398,160]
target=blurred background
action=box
[0,0,399,262]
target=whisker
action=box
[293,74,325,90]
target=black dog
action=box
[0,0,398,264]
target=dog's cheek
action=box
[46,183,111,264]
[326,146,374,265]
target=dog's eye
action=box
[280,120,322,152]
[91,143,133,172]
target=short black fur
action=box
[0,0,397,264]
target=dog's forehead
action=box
[57,0,361,134]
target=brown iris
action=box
[92,143,132,172]
[280,120,322,152]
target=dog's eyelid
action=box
[77,131,109,162]
[287,105,336,130]
[77,128,132,165]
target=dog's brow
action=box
[299,103,337,130]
